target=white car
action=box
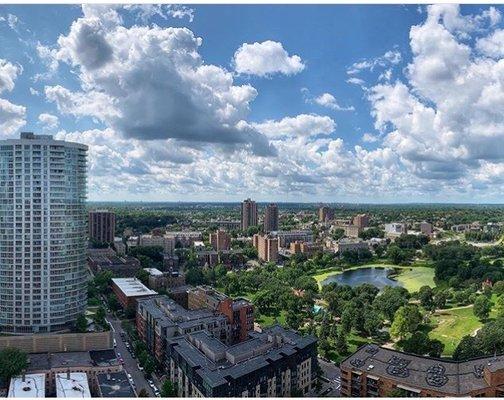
[113,338,117,347]
[137,364,144,371]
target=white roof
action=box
[112,278,157,297]
[56,373,91,398]
[8,374,46,398]
[193,241,205,247]
[144,267,163,276]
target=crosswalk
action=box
[333,377,341,390]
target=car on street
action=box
[138,364,144,372]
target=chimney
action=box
[67,369,71,380]
[22,370,26,382]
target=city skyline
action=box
[1,4,504,203]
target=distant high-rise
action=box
[241,198,258,231]
[353,214,370,229]
[209,229,231,251]
[253,234,279,263]
[89,210,115,244]
[318,206,333,222]
[263,203,279,232]
[0,132,88,333]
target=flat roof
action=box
[55,373,91,398]
[144,267,163,276]
[8,374,46,398]
[111,278,157,297]
[340,344,504,395]
[97,371,136,397]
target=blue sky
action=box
[1,4,504,202]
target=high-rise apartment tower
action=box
[0,132,88,333]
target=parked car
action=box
[137,364,144,371]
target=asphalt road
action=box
[106,310,159,397]
[318,357,341,397]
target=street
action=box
[318,357,341,397]
[106,310,159,397]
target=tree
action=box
[390,305,422,340]
[318,338,331,358]
[434,290,448,309]
[473,295,491,321]
[418,286,434,310]
[400,331,444,357]
[138,388,149,397]
[388,388,407,397]
[135,268,150,285]
[373,286,409,321]
[335,328,348,355]
[75,314,88,333]
[453,335,481,361]
[161,380,177,397]
[494,281,504,296]
[496,295,504,318]
[363,309,383,337]
[0,348,28,382]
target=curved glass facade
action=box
[0,133,87,333]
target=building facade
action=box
[167,325,318,397]
[340,344,504,397]
[0,132,88,333]
[187,286,254,343]
[241,198,258,231]
[88,210,115,244]
[264,203,279,232]
[253,234,279,263]
[318,206,334,222]
[209,229,231,251]
[353,214,370,229]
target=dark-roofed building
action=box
[88,248,141,278]
[166,325,317,397]
[96,371,136,397]
[340,344,504,397]
[26,350,121,396]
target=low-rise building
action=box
[88,248,141,278]
[126,236,139,250]
[113,237,126,255]
[26,350,121,396]
[139,234,176,255]
[111,278,157,309]
[385,223,408,238]
[55,372,91,398]
[164,231,202,247]
[290,241,322,256]
[96,371,136,397]
[8,374,46,398]
[195,249,244,268]
[420,221,434,236]
[144,268,185,291]
[341,344,504,397]
[273,230,313,248]
[326,238,369,256]
[211,220,241,231]
[167,325,318,397]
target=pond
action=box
[321,266,402,289]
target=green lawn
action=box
[429,295,498,356]
[256,310,287,327]
[429,306,482,356]
[394,267,436,292]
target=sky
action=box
[1,4,504,203]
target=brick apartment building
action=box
[209,229,231,251]
[89,210,116,244]
[341,344,504,397]
[253,234,279,263]
[187,286,254,343]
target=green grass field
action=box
[429,306,482,355]
[429,294,498,356]
[256,310,287,327]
